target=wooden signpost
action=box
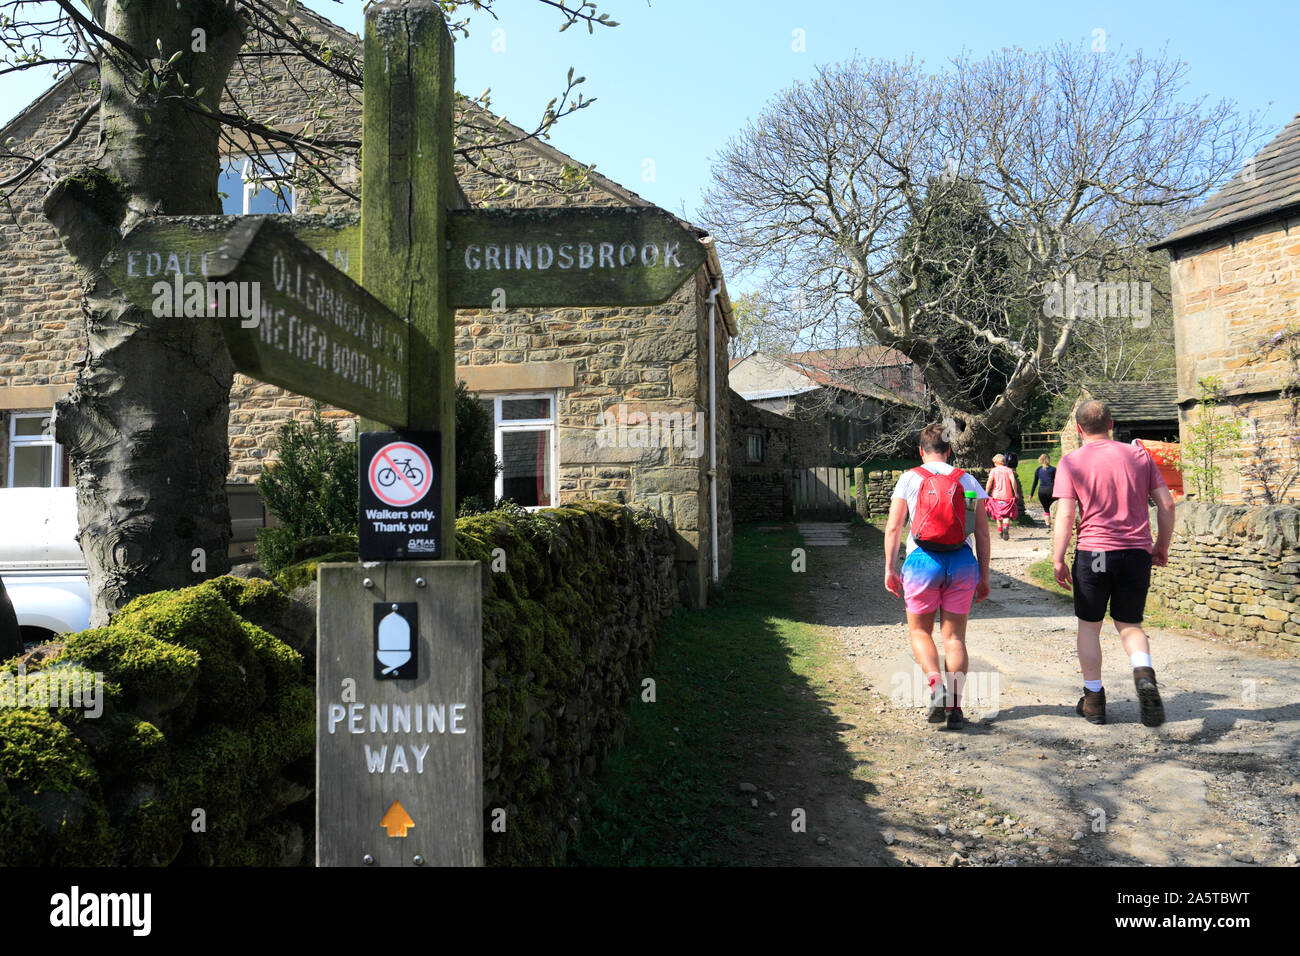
[106,217,408,425]
[316,561,481,867]
[446,206,705,308]
[98,0,706,868]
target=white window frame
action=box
[482,392,558,511]
[7,410,63,488]
[219,153,297,215]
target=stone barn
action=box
[1059,381,1180,453]
[1151,110,1300,504]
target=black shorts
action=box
[1071,548,1151,623]
[1038,492,1053,512]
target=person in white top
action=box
[884,424,991,729]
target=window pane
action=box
[501,398,550,421]
[12,444,53,487]
[245,182,293,214]
[500,429,551,507]
[478,398,495,421]
[218,160,244,215]
[13,415,48,437]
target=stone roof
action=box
[1153,111,1300,252]
[784,345,912,369]
[1082,381,1179,423]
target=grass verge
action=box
[1026,557,1194,631]
[564,523,844,866]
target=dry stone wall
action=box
[456,501,678,864]
[858,467,992,517]
[1148,501,1300,654]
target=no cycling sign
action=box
[359,431,443,560]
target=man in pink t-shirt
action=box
[1052,400,1176,728]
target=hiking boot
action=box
[1076,687,1106,725]
[946,707,965,730]
[1133,667,1165,727]
[926,680,947,723]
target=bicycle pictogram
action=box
[367,441,433,507]
[377,457,425,489]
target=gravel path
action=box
[802,518,1300,867]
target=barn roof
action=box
[1153,111,1300,252]
[1082,381,1179,422]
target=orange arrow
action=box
[380,800,414,838]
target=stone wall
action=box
[858,467,991,517]
[1168,216,1300,503]
[456,501,678,865]
[730,390,796,522]
[0,576,315,866]
[731,473,788,522]
[1148,501,1300,654]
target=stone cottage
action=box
[0,3,735,605]
[1151,111,1300,504]
[729,346,925,465]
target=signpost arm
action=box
[362,0,457,557]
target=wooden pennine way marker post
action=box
[317,0,476,869]
[101,0,705,867]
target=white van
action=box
[0,484,267,642]
[0,487,91,641]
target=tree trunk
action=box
[0,576,21,660]
[44,2,245,625]
[936,363,1042,469]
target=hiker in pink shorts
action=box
[985,454,1019,540]
[884,424,992,729]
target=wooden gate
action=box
[792,466,855,519]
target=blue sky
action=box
[3,0,1296,225]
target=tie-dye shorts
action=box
[902,545,979,615]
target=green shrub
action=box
[1183,375,1241,502]
[455,380,502,514]
[256,403,358,573]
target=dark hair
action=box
[918,423,951,455]
[1076,399,1113,436]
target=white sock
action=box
[1084,679,1103,692]
[1130,652,1152,669]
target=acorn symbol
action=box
[377,604,411,675]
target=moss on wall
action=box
[461,501,677,865]
[0,503,675,867]
[0,577,312,866]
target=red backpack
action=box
[910,466,969,552]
